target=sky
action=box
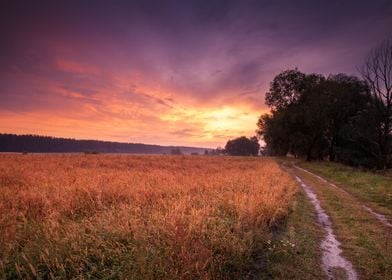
[1,0,391,148]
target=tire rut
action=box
[293,165,392,230]
[292,172,358,280]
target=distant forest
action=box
[0,134,209,155]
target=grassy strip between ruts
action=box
[298,161,392,220]
[293,167,392,280]
[257,189,326,279]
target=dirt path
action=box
[293,165,392,230]
[290,170,358,280]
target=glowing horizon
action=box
[1,1,391,148]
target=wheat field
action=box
[0,154,296,279]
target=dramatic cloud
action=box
[1,0,391,147]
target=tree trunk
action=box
[306,150,312,161]
[306,137,318,161]
[306,141,314,161]
[328,135,336,162]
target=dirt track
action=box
[282,164,358,280]
[293,165,392,230]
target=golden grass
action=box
[0,154,296,279]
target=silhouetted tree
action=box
[225,136,260,156]
[334,103,381,168]
[360,39,392,168]
[258,69,377,166]
[324,74,370,161]
[260,70,329,160]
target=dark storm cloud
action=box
[2,1,391,94]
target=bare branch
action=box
[360,39,392,168]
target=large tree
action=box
[260,69,329,160]
[324,74,370,161]
[258,69,375,165]
[225,136,260,156]
[360,39,392,168]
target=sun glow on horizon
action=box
[0,101,265,148]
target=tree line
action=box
[256,40,392,169]
[0,134,208,155]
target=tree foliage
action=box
[265,68,306,111]
[225,136,260,156]
[257,68,388,168]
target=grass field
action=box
[0,154,297,279]
[3,155,390,279]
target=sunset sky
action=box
[1,0,391,148]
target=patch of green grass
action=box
[257,191,326,279]
[299,161,392,219]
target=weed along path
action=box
[293,165,392,230]
[292,173,358,280]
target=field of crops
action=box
[0,154,296,279]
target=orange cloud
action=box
[1,58,267,148]
[0,95,265,148]
[56,59,100,74]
